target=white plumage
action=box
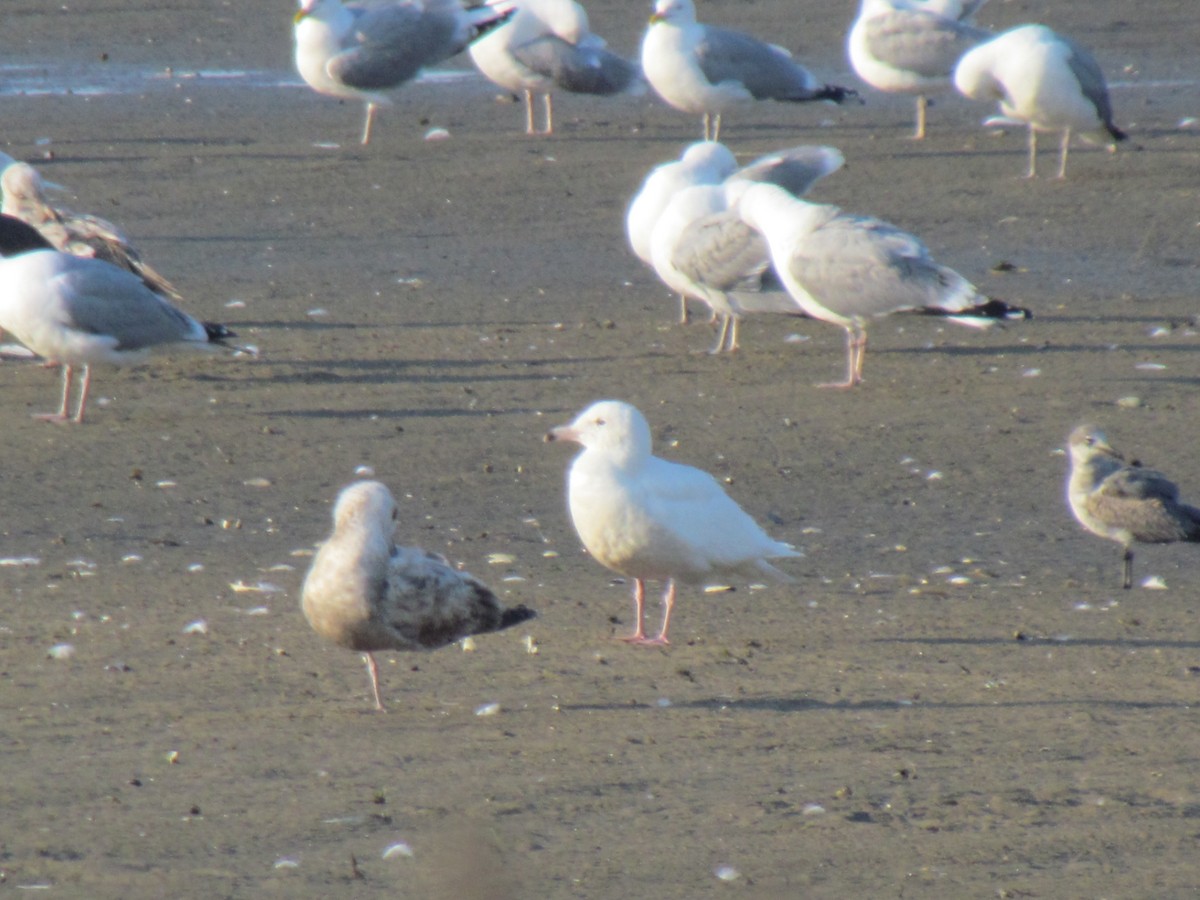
[468,0,641,135]
[640,0,857,140]
[293,0,515,144]
[546,399,800,645]
[953,23,1126,178]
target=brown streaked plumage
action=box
[1066,425,1200,589]
[1,162,184,302]
[300,480,535,711]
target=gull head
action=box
[649,0,695,26]
[1067,425,1117,466]
[331,480,399,534]
[545,400,653,464]
[679,141,737,179]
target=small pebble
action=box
[382,841,414,859]
[475,702,500,717]
[47,643,75,660]
[714,865,740,882]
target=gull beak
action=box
[649,12,664,23]
[544,424,578,444]
[294,7,313,23]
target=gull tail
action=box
[929,297,1032,329]
[813,84,861,105]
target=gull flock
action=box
[0,0,1185,711]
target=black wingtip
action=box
[975,298,1033,321]
[202,322,238,344]
[498,604,537,630]
[1107,123,1128,142]
[0,214,55,256]
[816,85,862,105]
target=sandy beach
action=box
[2,0,1200,896]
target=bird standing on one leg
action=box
[300,480,535,710]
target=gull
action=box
[1066,426,1200,590]
[294,0,516,144]
[301,480,536,710]
[1,161,184,302]
[0,215,238,424]
[847,0,991,139]
[468,0,642,135]
[650,145,843,353]
[545,399,800,645]
[626,141,737,323]
[735,182,1030,387]
[640,0,858,141]
[953,23,1126,178]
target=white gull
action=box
[545,399,800,645]
[953,23,1126,178]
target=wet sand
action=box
[2,0,1200,896]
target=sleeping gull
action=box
[640,0,858,141]
[545,399,800,645]
[469,0,642,135]
[735,182,1031,387]
[294,0,516,144]
[1,161,184,301]
[847,0,991,139]
[1066,425,1200,590]
[300,480,536,710]
[0,215,238,424]
[650,145,843,353]
[953,23,1126,178]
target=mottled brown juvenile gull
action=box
[847,0,991,139]
[640,0,857,141]
[468,0,642,135]
[953,23,1126,178]
[1066,426,1200,590]
[1,161,183,301]
[0,216,237,424]
[734,182,1030,387]
[545,399,800,645]
[301,480,535,710]
[293,0,516,144]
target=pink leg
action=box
[617,578,648,642]
[819,329,861,389]
[361,103,378,145]
[523,90,536,135]
[34,363,74,423]
[630,580,675,646]
[542,93,554,135]
[364,652,386,712]
[71,365,93,423]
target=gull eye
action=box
[594,417,606,426]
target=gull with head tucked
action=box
[953,23,1126,178]
[545,399,800,645]
[301,480,536,710]
[1066,425,1200,590]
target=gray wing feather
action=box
[864,11,989,78]
[695,26,818,99]
[511,35,640,94]
[788,215,963,318]
[383,547,504,648]
[328,3,456,89]
[1061,38,1119,132]
[53,266,202,350]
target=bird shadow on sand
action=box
[560,693,1191,713]
[877,634,1200,650]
